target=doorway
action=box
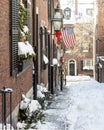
[69,60,76,75]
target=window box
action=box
[18,59,30,72]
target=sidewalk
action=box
[37,75,104,130]
[37,87,70,130]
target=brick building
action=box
[95,0,104,82]
[0,0,60,127]
[60,0,94,77]
[0,0,35,127]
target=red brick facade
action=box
[63,23,93,76]
[0,0,59,126]
[95,0,104,82]
[0,0,33,122]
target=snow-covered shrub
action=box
[37,84,48,109]
[17,94,45,129]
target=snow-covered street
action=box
[37,76,104,130]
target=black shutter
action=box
[48,0,51,20]
[48,34,51,62]
[48,33,51,91]
[45,28,48,56]
[53,40,56,57]
[48,0,54,20]
[35,14,39,80]
[40,27,43,70]
[10,0,18,76]
[81,60,83,71]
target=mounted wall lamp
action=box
[64,7,71,20]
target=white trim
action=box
[36,7,39,14]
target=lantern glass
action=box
[53,21,62,31]
[53,4,63,32]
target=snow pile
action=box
[0,124,14,130]
[37,83,49,110]
[17,94,45,130]
[65,80,104,130]
[37,84,48,98]
[18,41,35,57]
[43,55,49,64]
[66,75,91,82]
[36,76,104,130]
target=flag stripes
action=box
[61,27,76,48]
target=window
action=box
[86,8,93,16]
[82,59,93,70]
[10,0,33,75]
[82,43,90,52]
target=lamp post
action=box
[50,4,63,94]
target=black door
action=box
[70,63,75,75]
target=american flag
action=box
[61,27,76,48]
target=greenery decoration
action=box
[18,0,29,41]
[18,0,36,63]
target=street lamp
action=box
[52,4,63,32]
[49,4,63,94]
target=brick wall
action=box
[97,0,104,56]
[0,0,33,122]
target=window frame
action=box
[86,8,93,16]
[83,59,93,70]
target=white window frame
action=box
[83,59,93,70]
[86,8,93,16]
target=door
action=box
[69,60,75,75]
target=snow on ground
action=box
[37,75,104,130]
[0,124,14,130]
[66,75,91,82]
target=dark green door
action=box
[70,63,75,75]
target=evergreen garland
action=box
[18,0,28,41]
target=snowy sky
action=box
[60,0,95,24]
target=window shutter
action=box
[81,60,83,71]
[48,0,54,20]
[40,27,43,69]
[45,28,48,56]
[48,34,51,62]
[48,0,51,20]
[53,40,57,57]
[10,0,18,76]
